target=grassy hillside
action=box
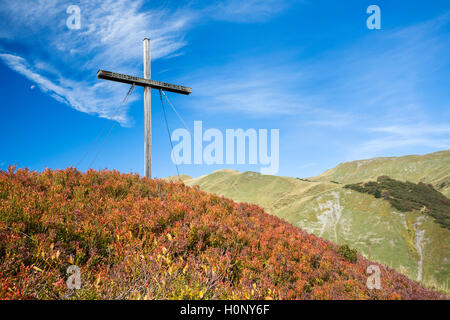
[183,150,450,293]
[0,167,446,300]
[184,170,339,215]
[164,174,192,182]
[345,176,450,229]
[314,150,450,197]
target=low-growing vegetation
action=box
[338,245,358,264]
[345,176,450,229]
[0,167,446,300]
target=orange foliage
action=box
[0,166,446,300]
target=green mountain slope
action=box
[180,150,450,293]
[314,150,450,197]
[345,176,450,229]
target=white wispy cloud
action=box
[0,53,133,124]
[370,124,450,136]
[355,123,450,157]
[205,0,293,22]
[307,15,449,159]
[0,0,288,125]
[356,136,450,157]
[303,17,450,124]
[185,55,313,116]
[0,0,194,125]
[341,15,450,158]
[184,14,449,123]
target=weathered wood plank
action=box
[97,70,192,95]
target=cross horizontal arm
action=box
[97,70,192,95]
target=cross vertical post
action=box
[96,39,191,178]
[143,38,151,178]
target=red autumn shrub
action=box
[0,166,446,300]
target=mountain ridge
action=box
[177,150,450,293]
[313,150,450,197]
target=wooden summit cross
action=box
[97,38,192,178]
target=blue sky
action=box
[0,0,449,179]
